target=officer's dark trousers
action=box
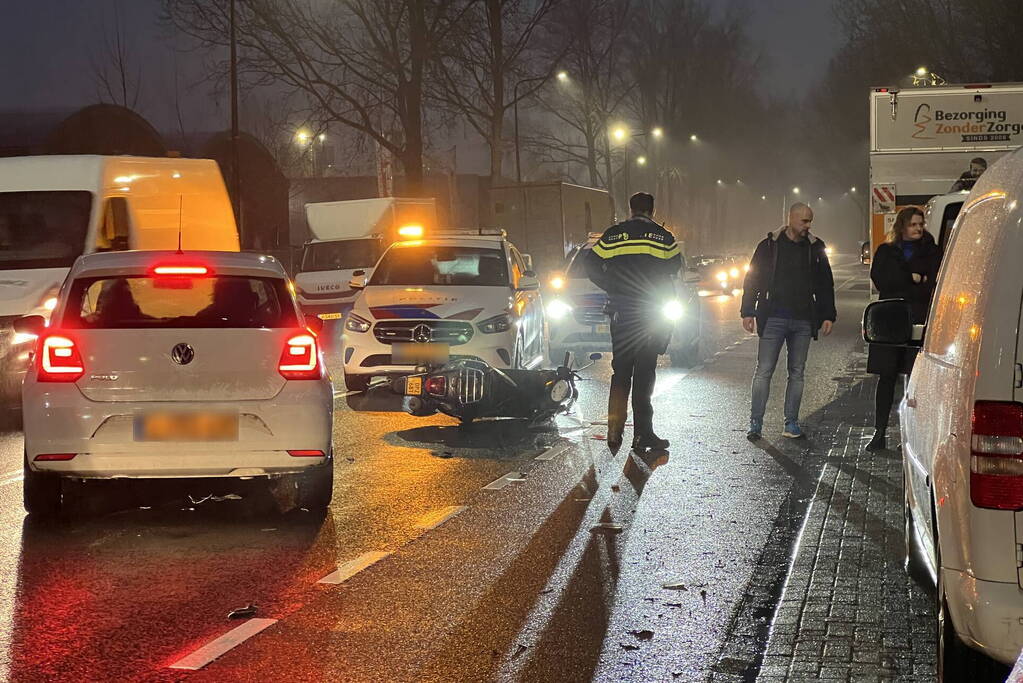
[608,312,661,437]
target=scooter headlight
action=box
[662,300,684,321]
[549,378,572,403]
[547,299,573,320]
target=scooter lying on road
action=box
[389,353,600,425]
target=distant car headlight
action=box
[547,299,573,320]
[716,271,728,282]
[662,300,684,321]
[729,267,740,278]
[549,275,565,290]
[825,246,833,256]
[345,313,372,333]
[743,264,750,273]
[478,313,512,334]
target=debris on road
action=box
[590,522,623,533]
[629,629,655,641]
[662,582,688,591]
[227,603,258,620]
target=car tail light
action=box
[425,376,446,396]
[38,335,85,382]
[279,333,321,380]
[970,401,1023,510]
[34,453,77,461]
[287,450,325,457]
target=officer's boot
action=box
[632,410,669,451]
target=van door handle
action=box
[906,397,917,408]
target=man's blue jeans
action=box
[751,317,813,424]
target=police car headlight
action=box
[549,275,565,290]
[547,299,573,320]
[479,313,511,334]
[662,300,684,321]
[716,271,728,282]
[345,313,372,333]
[729,267,740,278]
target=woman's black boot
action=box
[865,427,887,452]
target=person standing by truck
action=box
[865,207,941,451]
[950,157,988,192]
[741,203,836,440]
[586,192,680,453]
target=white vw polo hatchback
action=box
[341,233,545,391]
[17,251,334,516]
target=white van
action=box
[0,155,239,401]
[865,147,1023,680]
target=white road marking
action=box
[0,469,20,478]
[482,472,525,490]
[333,389,361,398]
[535,443,572,461]
[415,505,467,530]
[0,475,23,487]
[168,618,278,670]
[317,551,391,585]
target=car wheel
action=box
[23,455,62,517]
[343,372,370,392]
[296,462,334,512]
[935,526,1009,682]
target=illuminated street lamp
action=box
[651,127,664,139]
[296,130,311,143]
[612,127,628,143]
[792,186,800,194]
[850,186,857,192]
[636,156,647,166]
[556,71,568,82]
[689,133,698,142]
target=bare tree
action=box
[431,0,561,181]
[164,0,469,196]
[92,1,143,109]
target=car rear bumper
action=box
[23,382,332,479]
[945,568,1023,665]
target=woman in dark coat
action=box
[866,206,942,451]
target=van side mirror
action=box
[351,269,365,276]
[349,274,368,290]
[517,275,540,291]
[13,315,46,338]
[863,299,917,345]
[305,315,324,335]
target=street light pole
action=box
[229,0,242,245]
[513,76,547,184]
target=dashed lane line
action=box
[415,505,467,530]
[535,442,572,461]
[482,472,525,491]
[168,618,278,670]
[0,474,23,487]
[317,551,392,585]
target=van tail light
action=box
[34,453,77,461]
[287,450,325,457]
[970,401,1023,509]
[278,333,321,380]
[38,335,85,382]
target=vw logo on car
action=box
[171,343,195,366]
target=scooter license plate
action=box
[392,342,449,365]
[405,376,423,396]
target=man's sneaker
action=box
[782,421,804,439]
[747,419,762,441]
[633,433,669,451]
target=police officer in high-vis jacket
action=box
[585,192,681,452]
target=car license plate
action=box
[135,412,239,442]
[317,312,344,320]
[595,324,610,335]
[392,342,450,365]
[405,376,423,396]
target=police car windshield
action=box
[370,245,509,287]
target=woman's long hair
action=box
[887,206,925,244]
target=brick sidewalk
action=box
[755,365,936,681]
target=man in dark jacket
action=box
[740,203,836,440]
[586,192,681,452]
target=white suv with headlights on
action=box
[341,233,545,391]
[16,251,334,516]
[545,240,702,366]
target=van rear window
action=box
[0,191,91,270]
[62,275,299,329]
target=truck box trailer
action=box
[868,83,1023,254]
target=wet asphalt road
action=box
[0,259,868,682]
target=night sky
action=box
[0,0,841,132]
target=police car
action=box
[341,232,545,391]
[546,235,702,366]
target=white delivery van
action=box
[0,155,239,402]
[295,197,436,322]
[865,146,1023,680]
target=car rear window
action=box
[62,275,299,329]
